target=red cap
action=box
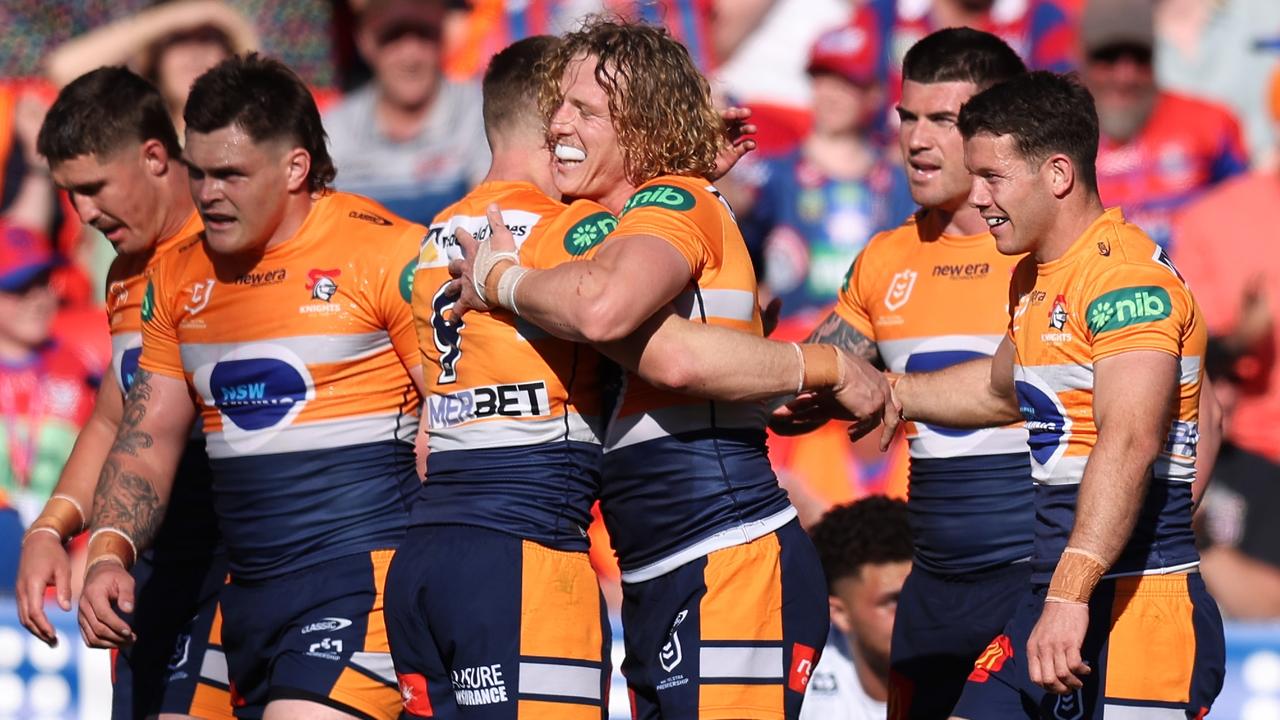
[0,221,54,293]
[806,13,881,86]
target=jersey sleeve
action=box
[614,189,716,274]
[138,261,186,380]
[378,225,427,372]
[534,203,617,268]
[833,236,881,338]
[1084,262,1194,363]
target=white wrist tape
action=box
[496,266,530,315]
[473,248,520,305]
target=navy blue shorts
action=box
[952,573,1225,719]
[112,549,231,720]
[384,525,610,719]
[620,519,828,720]
[219,549,401,719]
[888,562,1030,720]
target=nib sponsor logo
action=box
[1087,286,1171,335]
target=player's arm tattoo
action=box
[92,369,166,546]
[806,311,883,369]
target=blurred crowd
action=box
[0,0,1277,626]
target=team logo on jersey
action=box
[968,634,1013,683]
[184,279,215,315]
[884,269,917,311]
[1087,286,1171,336]
[564,211,617,255]
[307,268,341,302]
[1096,240,1111,256]
[1053,689,1084,720]
[108,281,129,313]
[621,185,694,215]
[141,280,156,322]
[788,643,817,693]
[659,610,688,673]
[399,259,415,303]
[1049,294,1068,330]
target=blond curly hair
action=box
[536,17,723,185]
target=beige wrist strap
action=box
[1046,547,1107,605]
[86,527,138,571]
[27,494,87,544]
[798,344,842,391]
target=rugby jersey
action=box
[413,181,609,550]
[601,175,793,582]
[1009,208,1204,584]
[836,212,1033,574]
[106,211,219,556]
[139,192,424,580]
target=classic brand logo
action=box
[1087,286,1172,335]
[884,269,917,312]
[564,211,617,256]
[621,185,695,215]
[348,210,392,226]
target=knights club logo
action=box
[306,268,341,302]
[1048,294,1068,330]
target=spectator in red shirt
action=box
[1082,0,1248,251]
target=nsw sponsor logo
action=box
[428,381,549,429]
[1086,286,1172,336]
[302,617,353,634]
[621,184,695,215]
[564,211,616,256]
[1015,376,1070,468]
[208,356,309,431]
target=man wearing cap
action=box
[0,222,97,531]
[325,0,490,225]
[1081,0,1247,251]
[740,7,915,336]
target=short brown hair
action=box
[536,17,722,184]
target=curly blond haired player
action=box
[450,19,897,719]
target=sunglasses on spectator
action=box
[1089,44,1153,66]
[376,21,442,46]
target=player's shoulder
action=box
[856,212,925,265]
[620,174,721,217]
[544,199,617,261]
[1080,210,1191,293]
[324,192,418,234]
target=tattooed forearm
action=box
[91,458,166,548]
[806,311,882,367]
[111,369,155,457]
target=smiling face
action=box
[964,131,1056,256]
[897,80,980,212]
[547,53,632,212]
[52,145,168,255]
[184,124,302,256]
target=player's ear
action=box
[140,139,170,177]
[828,594,854,636]
[284,147,311,194]
[1046,153,1074,199]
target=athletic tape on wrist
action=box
[474,248,520,305]
[790,342,805,395]
[1047,547,1107,604]
[799,344,842,391]
[28,495,86,543]
[87,527,138,571]
[497,266,530,315]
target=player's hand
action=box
[15,533,72,647]
[449,204,520,321]
[833,350,894,442]
[1026,601,1091,694]
[768,393,832,436]
[78,560,137,649]
[711,106,757,181]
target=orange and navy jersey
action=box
[1009,208,1204,584]
[601,175,792,582]
[106,211,220,555]
[139,193,424,581]
[836,212,1034,575]
[412,181,609,550]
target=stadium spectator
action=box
[1156,0,1280,169]
[0,223,98,526]
[803,496,913,720]
[325,0,489,225]
[1082,0,1248,250]
[43,0,258,136]
[739,13,915,332]
[1195,353,1280,619]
